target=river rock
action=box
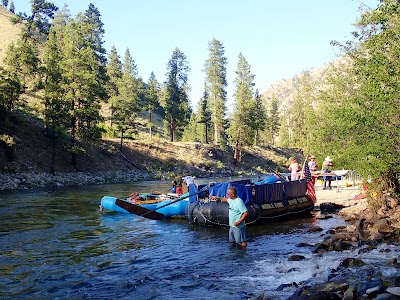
[386,257,398,266]
[359,277,383,295]
[386,286,400,296]
[320,202,340,213]
[388,197,398,208]
[289,282,349,300]
[288,255,306,261]
[308,226,323,232]
[339,257,365,267]
[342,287,356,300]
[374,292,400,299]
[378,224,395,235]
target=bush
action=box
[0,134,16,161]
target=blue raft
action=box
[100,175,316,225]
[101,192,190,218]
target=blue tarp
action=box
[208,179,308,205]
[208,179,253,204]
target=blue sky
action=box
[12,0,378,110]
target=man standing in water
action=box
[212,186,249,247]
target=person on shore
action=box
[182,173,196,193]
[308,155,319,185]
[172,175,183,194]
[288,157,300,181]
[322,156,334,190]
[211,186,249,247]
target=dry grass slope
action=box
[0,7,22,66]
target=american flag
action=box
[303,162,317,203]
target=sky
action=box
[12,0,379,111]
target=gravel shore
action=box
[314,180,368,217]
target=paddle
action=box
[115,198,165,220]
[116,184,210,220]
[267,166,287,182]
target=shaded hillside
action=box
[0,110,303,180]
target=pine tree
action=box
[4,37,40,94]
[42,26,69,174]
[182,111,200,142]
[113,48,142,150]
[83,3,108,100]
[59,15,103,169]
[106,45,122,127]
[22,0,58,37]
[251,89,266,146]
[2,0,9,9]
[0,66,22,111]
[162,48,191,142]
[204,38,227,145]
[197,85,212,143]
[9,0,14,13]
[228,53,255,164]
[267,94,280,146]
[144,72,160,141]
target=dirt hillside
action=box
[0,111,304,179]
[0,7,22,66]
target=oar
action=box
[115,184,209,220]
[141,184,210,218]
[115,198,164,220]
[267,166,287,182]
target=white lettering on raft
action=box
[261,198,309,209]
[261,202,284,209]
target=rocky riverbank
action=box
[0,169,153,191]
[271,183,400,300]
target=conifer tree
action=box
[267,94,280,146]
[42,27,69,174]
[144,72,160,141]
[113,48,142,149]
[83,3,108,100]
[162,48,191,142]
[2,0,9,9]
[59,15,103,168]
[228,53,255,164]
[197,85,212,143]
[0,66,22,111]
[250,89,266,146]
[204,38,227,145]
[182,111,200,142]
[106,45,122,127]
[4,37,39,95]
[9,0,14,13]
[19,0,58,37]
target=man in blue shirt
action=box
[212,186,249,247]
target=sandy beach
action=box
[314,179,368,216]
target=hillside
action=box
[0,110,303,190]
[0,7,22,66]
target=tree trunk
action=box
[170,115,174,142]
[119,128,124,151]
[214,123,219,145]
[149,110,152,141]
[233,140,239,166]
[50,135,56,175]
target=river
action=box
[0,178,398,300]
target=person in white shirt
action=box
[182,173,196,193]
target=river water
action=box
[1,178,399,300]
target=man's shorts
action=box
[229,226,246,244]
